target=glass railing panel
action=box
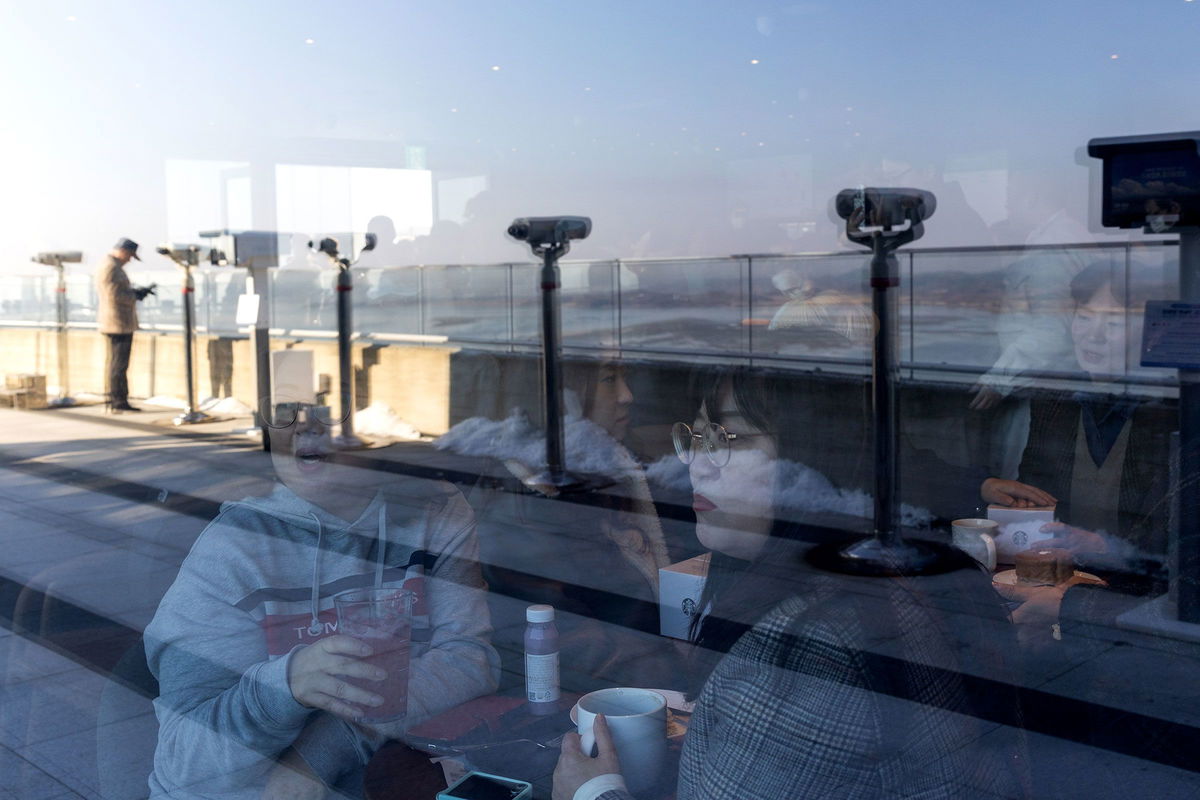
[196,268,248,336]
[129,270,183,331]
[0,272,55,324]
[909,247,1096,389]
[511,261,540,344]
[747,253,871,373]
[271,268,336,333]
[560,260,619,349]
[354,266,421,338]
[618,257,748,356]
[64,270,95,324]
[421,263,511,342]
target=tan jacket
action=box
[95,254,139,334]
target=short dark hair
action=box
[1070,261,1123,306]
[1070,260,1156,310]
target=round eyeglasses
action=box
[259,400,349,429]
[672,421,742,467]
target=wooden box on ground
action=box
[2,373,47,409]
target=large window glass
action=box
[2,4,1198,799]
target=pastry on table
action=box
[1014,547,1074,586]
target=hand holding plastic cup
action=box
[333,588,415,723]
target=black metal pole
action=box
[870,237,901,544]
[53,262,73,405]
[183,270,197,412]
[540,247,566,483]
[249,265,273,451]
[1178,230,1200,623]
[334,263,365,448]
[172,263,209,425]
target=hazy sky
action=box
[3,0,1199,273]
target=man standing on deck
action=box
[95,237,154,411]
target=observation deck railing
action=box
[0,239,1181,395]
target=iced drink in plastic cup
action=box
[333,588,415,723]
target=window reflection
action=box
[2,4,1200,799]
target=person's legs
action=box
[107,333,134,409]
[207,338,222,398]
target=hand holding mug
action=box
[568,687,667,796]
[553,714,622,800]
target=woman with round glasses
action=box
[554,363,1026,800]
[439,355,682,690]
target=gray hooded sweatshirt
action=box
[145,478,500,798]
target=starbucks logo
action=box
[682,597,697,618]
[1012,529,1028,547]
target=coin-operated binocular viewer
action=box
[507,216,594,491]
[810,188,950,577]
[309,233,376,449]
[1090,131,1200,629]
[31,251,83,407]
[156,244,213,425]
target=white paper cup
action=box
[575,688,667,796]
[951,518,998,571]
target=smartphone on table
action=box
[437,770,533,800]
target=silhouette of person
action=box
[971,171,1091,478]
[95,237,155,412]
[355,216,406,269]
[206,270,245,399]
[276,234,326,329]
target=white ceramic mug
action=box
[951,518,998,571]
[575,688,667,796]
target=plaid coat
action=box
[601,565,1026,799]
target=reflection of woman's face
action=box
[588,363,634,440]
[1071,284,1127,379]
[688,382,778,561]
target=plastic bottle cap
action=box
[526,604,555,622]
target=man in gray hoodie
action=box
[145,404,500,798]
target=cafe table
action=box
[365,690,684,800]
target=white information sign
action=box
[1141,301,1200,369]
[235,293,261,326]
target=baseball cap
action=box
[114,237,141,260]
